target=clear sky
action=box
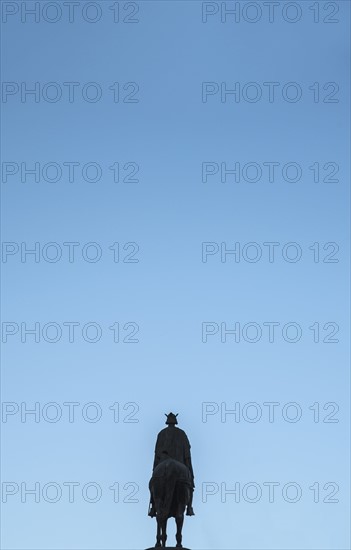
[1,1,350,549]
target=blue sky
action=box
[1,1,350,549]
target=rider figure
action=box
[149,412,195,517]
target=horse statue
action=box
[149,456,193,548]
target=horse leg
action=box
[161,517,167,548]
[155,517,161,547]
[175,514,184,548]
[160,518,167,548]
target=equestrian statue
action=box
[148,412,195,548]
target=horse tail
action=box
[162,466,177,519]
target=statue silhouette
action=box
[148,413,194,548]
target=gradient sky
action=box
[1,1,350,549]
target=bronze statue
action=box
[148,413,194,548]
